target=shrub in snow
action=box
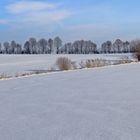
[79,61,86,68]
[56,57,72,70]
[135,44,140,61]
[130,40,140,61]
[85,60,95,68]
[71,61,77,69]
[79,59,109,68]
[0,73,11,79]
[119,56,133,64]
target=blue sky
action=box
[0,0,140,44]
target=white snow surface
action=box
[0,62,140,140]
[0,54,133,75]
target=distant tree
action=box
[91,41,97,53]
[11,40,17,54]
[24,41,30,54]
[122,41,130,53]
[62,42,72,54]
[48,38,53,54]
[54,37,62,54]
[84,41,97,54]
[106,41,112,53]
[101,41,112,53]
[38,38,48,54]
[15,44,22,54]
[84,41,89,54]
[130,40,137,53]
[29,38,37,54]
[72,41,79,54]
[3,42,10,54]
[113,39,123,53]
[71,40,97,54]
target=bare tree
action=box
[24,41,30,54]
[15,44,22,54]
[48,38,53,54]
[113,39,124,53]
[38,38,48,54]
[3,42,10,54]
[29,38,37,54]
[54,37,62,54]
[11,40,17,54]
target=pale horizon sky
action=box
[0,0,140,45]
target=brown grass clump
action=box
[119,56,133,64]
[79,59,109,68]
[56,57,72,70]
[0,73,12,79]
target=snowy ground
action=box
[0,54,133,75]
[0,62,140,140]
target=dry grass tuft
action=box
[79,59,109,68]
[0,73,12,79]
[118,56,133,64]
[56,57,72,70]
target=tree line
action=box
[0,37,137,54]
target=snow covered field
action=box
[0,54,133,75]
[0,61,140,140]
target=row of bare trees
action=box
[100,39,136,53]
[0,37,138,54]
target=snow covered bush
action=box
[56,57,72,70]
